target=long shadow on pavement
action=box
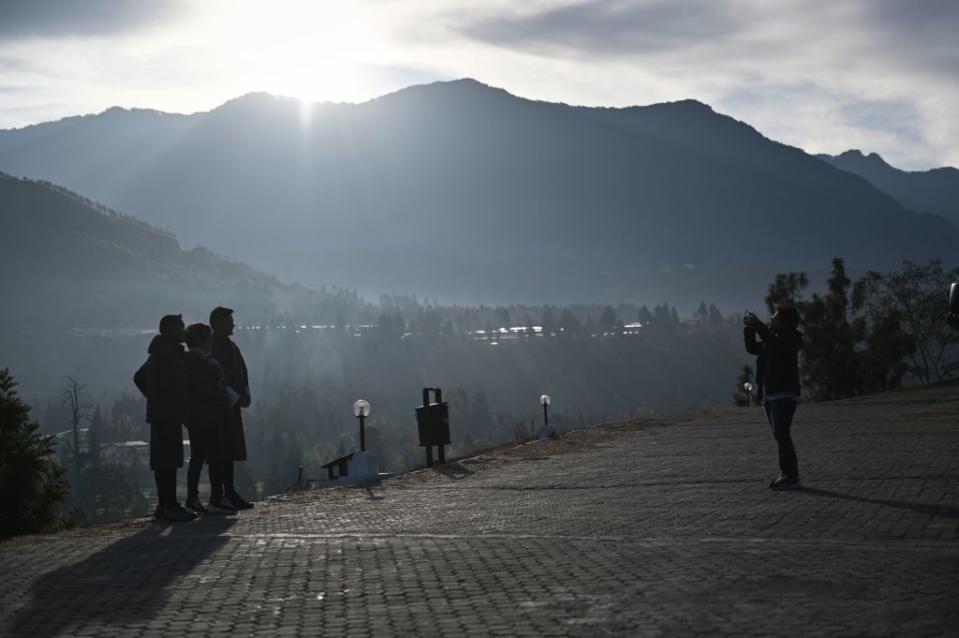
[802,487,959,519]
[9,515,235,637]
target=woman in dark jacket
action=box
[134,314,196,521]
[183,322,236,514]
[744,305,804,490]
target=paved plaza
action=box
[2,384,958,636]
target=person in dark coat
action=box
[744,305,804,490]
[133,314,196,521]
[210,306,254,510]
[183,322,238,515]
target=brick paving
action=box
[1,384,958,636]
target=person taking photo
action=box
[744,305,804,490]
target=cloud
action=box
[0,0,180,39]
[0,0,955,169]
[460,0,739,57]
[862,0,959,74]
[840,99,925,145]
[439,0,958,169]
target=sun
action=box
[208,0,386,103]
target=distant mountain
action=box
[819,150,959,226]
[1,79,956,308]
[0,173,365,328]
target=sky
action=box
[0,0,956,170]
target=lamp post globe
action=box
[354,399,371,451]
[353,399,371,418]
[540,394,551,428]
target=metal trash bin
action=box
[415,387,451,466]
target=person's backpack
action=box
[133,358,150,398]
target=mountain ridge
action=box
[819,149,959,225]
[0,78,956,308]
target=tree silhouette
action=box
[0,368,69,538]
[708,303,724,327]
[62,376,91,497]
[695,301,709,324]
[764,272,809,314]
[853,260,959,383]
[637,305,653,324]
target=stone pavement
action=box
[1,384,958,637]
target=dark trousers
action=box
[186,426,220,501]
[207,418,235,500]
[764,398,799,479]
[223,460,235,498]
[154,468,177,508]
[209,460,236,500]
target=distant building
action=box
[101,440,149,465]
[622,322,646,335]
[53,427,91,455]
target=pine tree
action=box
[827,256,851,324]
[708,303,724,327]
[803,258,858,399]
[0,368,69,538]
[637,305,653,325]
[653,304,670,325]
[695,301,709,324]
[599,305,618,332]
[764,272,809,314]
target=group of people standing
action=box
[134,306,253,522]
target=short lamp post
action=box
[539,394,557,440]
[743,382,753,405]
[354,399,370,451]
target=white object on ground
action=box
[335,451,382,485]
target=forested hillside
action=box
[0,172,369,329]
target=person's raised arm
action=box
[753,318,773,342]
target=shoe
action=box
[769,475,802,490]
[185,497,208,514]
[228,492,254,510]
[208,497,237,515]
[160,503,198,522]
